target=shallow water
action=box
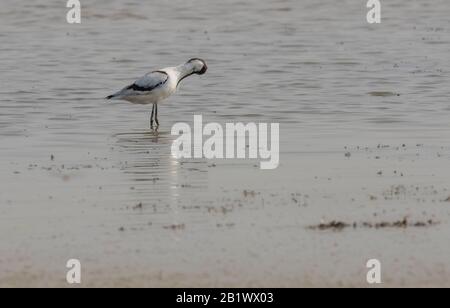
[1,0,450,287]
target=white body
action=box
[108,60,205,105]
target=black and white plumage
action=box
[106,58,207,129]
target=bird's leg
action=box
[155,104,159,128]
[150,104,155,129]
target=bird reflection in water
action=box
[113,129,208,234]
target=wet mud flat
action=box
[1,138,450,287]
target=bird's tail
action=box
[105,94,115,100]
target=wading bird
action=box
[106,58,208,129]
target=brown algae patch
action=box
[308,217,438,231]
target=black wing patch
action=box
[126,70,168,92]
[126,83,162,92]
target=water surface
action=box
[1,0,450,286]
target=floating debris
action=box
[243,190,256,197]
[368,91,400,97]
[163,224,185,231]
[309,221,350,231]
[133,202,143,210]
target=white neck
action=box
[171,62,196,85]
[174,62,195,80]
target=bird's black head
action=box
[187,58,208,75]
